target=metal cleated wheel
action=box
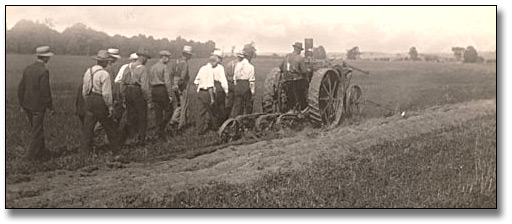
[346,84,363,117]
[307,68,344,128]
[217,118,242,143]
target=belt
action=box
[234,79,249,85]
[87,92,102,97]
[126,83,141,87]
[151,84,165,87]
[199,89,209,92]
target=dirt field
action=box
[6,99,496,207]
[5,54,496,207]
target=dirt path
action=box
[6,99,496,207]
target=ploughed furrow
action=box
[6,99,496,207]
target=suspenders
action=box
[86,67,105,95]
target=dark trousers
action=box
[245,92,254,115]
[213,81,226,128]
[196,90,215,135]
[125,86,147,143]
[151,85,172,138]
[25,110,49,160]
[230,80,251,118]
[81,94,119,154]
[225,81,235,118]
[285,79,308,111]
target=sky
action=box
[6,6,496,54]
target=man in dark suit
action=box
[18,46,54,161]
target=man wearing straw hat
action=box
[18,46,54,161]
[149,50,174,141]
[171,45,194,130]
[80,50,119,154]
[120,47,151,146]
[211,49,229,127]
[107,48,122,85]
[280,42,308,111]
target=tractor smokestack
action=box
[305,38,313,58]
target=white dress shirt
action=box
[194,63,215,92]
[213,64,229,94]
[233,58,255,82]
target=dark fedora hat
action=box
[292,42,304,50]
[137,48,152,58]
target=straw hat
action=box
[182,45,195,55]
[236,52,244,58]
[107,48,121,59]
[129,53,138,60]
[211,49,223,59]
[92,50,114,61]
[35,46,54,57]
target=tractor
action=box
[218,38,369,143]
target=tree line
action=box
[345,45,486,63]
[6,20,217,58]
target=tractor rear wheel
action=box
[307,68,344,128]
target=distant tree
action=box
[346,46,360,60]
[242,42,257,61]
[409,47,419,61]
[313,45,327,59]
[463,46,479,63]
[6,20,217,58]
[452,47,465,61]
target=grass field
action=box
[147,114,497,208]
[5,54,496,207]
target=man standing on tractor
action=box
[280,42,308,111]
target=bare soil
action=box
[6,99,496,208]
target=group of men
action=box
[18,41,308,160]
[193,48,256,135]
